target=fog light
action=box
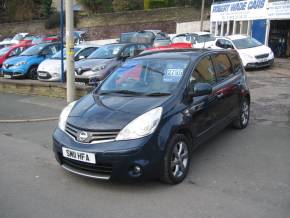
[129,165,142,177]
[133,166,141,174]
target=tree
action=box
[76,0,113,12]
[42,0,52,17]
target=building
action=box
[210,0,290,58]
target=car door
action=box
[211,52,240,123]
[187,55,219,143]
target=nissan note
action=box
[53,49,250,184]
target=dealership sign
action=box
[211,0,267,21]
[268,1,290,19]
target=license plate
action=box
[258,58,268,63]
[4,74,11,78]
[75,82,86,86]
[38,72,47,77]
[62,147,96,164]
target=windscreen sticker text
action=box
[163,68,184,82]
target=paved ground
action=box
[0,64,289,218]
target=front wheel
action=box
[161,134,191,184]
[232,97,250,129]
[27,66,38,80]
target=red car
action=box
[146,42,193,52]
[0,43,32,70]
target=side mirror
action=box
[190,82,212,97]
[77,55,85,61]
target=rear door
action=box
[211,52,241,123]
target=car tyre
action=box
[161,134,191,185]
[232,97,250,129]
[27,66,38,80]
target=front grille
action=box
[255,53,269,59]
[65,122,119,143]
[61,156,113,175]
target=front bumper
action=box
[53,127,163,181]
[2,66,26,78]
[245,58,274,69]
[37,70,61,82]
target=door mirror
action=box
[76,55,85,61]
[190,82,212,97]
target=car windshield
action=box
[51,47,81,59]
[97,59,189,96]
[196,34,215,43]
[12,34,24,41]
[20,44,46,56]
[232,37,262,49]
[0,47,10,56]
[88,44,123,59]
[172,35,192,43]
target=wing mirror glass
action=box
[190,82,212,97]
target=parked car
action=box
[0,43,32,73]
[0,37,13,49]
[0,33,29,46]
[74,43,150,85]
[172,32,216,48]
[31,35,59,44]
[53,48,250,184]
[144,42,193,53]
[2,43,61,79]
[37,44,99,82]
[211,35,274,69]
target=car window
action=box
[122,45,136,57]
[212,54,233,81]
[76,47,97,59]
[191,56,216,85]
[228,52,242,73]
[99,59,190,95]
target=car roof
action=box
[135,49,212,60]
[175,32,211,37]
[223,34,249,40]
[75,44,99,49]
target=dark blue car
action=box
[2,43,61,79]
[53,49,251,184]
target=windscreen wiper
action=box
[98,90,144,95]
[145,92,171,96]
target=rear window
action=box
[212,54,232,82]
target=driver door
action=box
[187,55,219,145]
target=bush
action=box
[44,12,78,29]
[77,0,113,13]
[45,12,60,29]
[112,0,130,12]
[144,0,169,10]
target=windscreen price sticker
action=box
[163,68,184,82]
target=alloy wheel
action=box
[171,141,189,178]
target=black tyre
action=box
[232,97,250,129]
[27,66,38,80]
[161,134,191,185]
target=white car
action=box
[172,32,216,48]
[212,35,274,69]
[37,45,99,81]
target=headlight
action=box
[116,107,163,141]
[92,64,106,72]
[15,61,27,67]
[269,50,274,58]
[58,101,77,131]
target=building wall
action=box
[176,20,211,34]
